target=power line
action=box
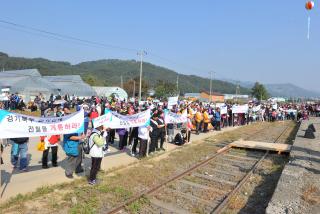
[0,19,138,53]
[147,52,205,74]
[0,18,210,77]
[0,23,127,53]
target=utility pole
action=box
[137,50,147,101]
[176,75,179,95]
[120,75,123,88]
[132,79,136,98]
[209,71,216,103]
[235,81,240,102]
[209,72,212,102]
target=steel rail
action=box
[211,124,291,214]
[106,122,284,214]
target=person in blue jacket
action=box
[215,108,221,131]
[63,107,86,178]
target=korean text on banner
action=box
[0,109,84,138]
[93,109,151,129]
[164,110,187,124]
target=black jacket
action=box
[11,137,29,144]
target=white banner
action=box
[215,103,226,108]
[93,109,151,129]
[168,96,178,107]
[0,109,84,138]
[284,109,297,114]
[252,105,261,112]
[164,110,188,124]
[232,105,249,114]
[272,104,278,110]
[220,105,228,115]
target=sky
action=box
[0,0,319,92]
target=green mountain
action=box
[0,52,250,95]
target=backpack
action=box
[174,133,184,145]
[83,131,99,154]
[63,139,79,157]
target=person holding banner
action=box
[157,111,166,151]
[149,112,163,154]
[129,127,139,156]
[117,128,129,151]
[41,110,61,169]
[63,108,86,179]
[138,125,151,158]
[88,125,108,185]
[63,131,86,178]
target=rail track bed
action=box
[107,124,294,214]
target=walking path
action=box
[267,118,320,214]
[0,127,238,203]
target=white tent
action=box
[93,87,128,100]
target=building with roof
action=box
[200,91,225,102]
[0,69,99,101]
[0,69,58,102]
[43,75,97,97]
[224,94,250,100]
[92,87,128,100]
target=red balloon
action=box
[306,1,314,10]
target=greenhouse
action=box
[0,69,58,101]
[0,69,98,101]
[93,86,128,100]
[43,75,97,97]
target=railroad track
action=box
[107,123,291,214]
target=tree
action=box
[0,51,251,94]
[251,82,269,100]
[154,80,178,98]
[123,77,149,98]
[83,75,98,86]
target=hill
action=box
[265,83,320,98]
[0,52,250,95]
[222,78,320,98]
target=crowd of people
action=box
[1,92,320,185]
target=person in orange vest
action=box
[203,108,210,133]
[195,107,203,135]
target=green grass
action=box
[113,186,133,199]
[125,196,150,213]
[95,184,112,193]
[69,196,98,214]
[0,186,54,210]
